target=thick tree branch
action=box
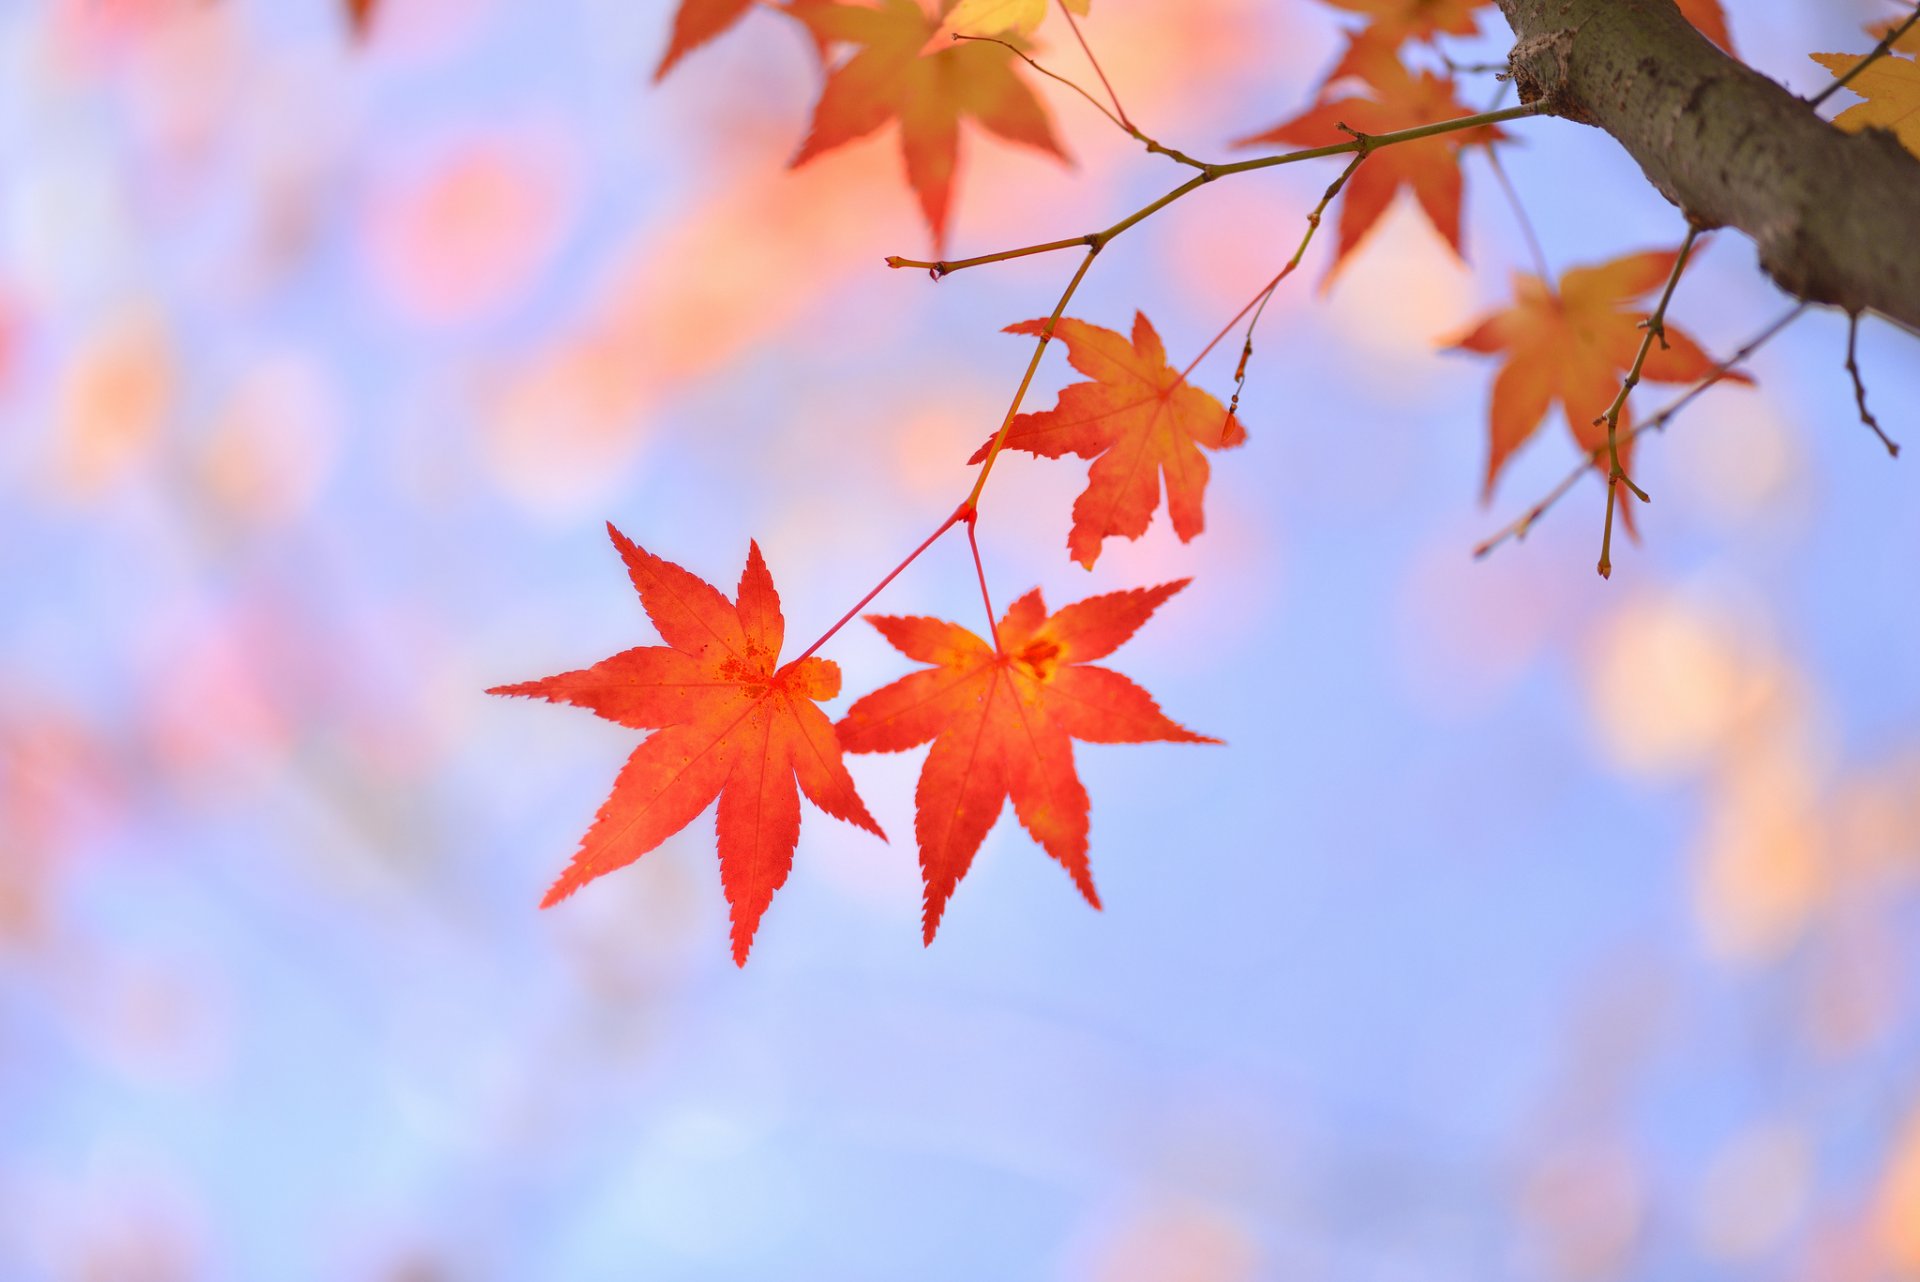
[1494,0,1920,332]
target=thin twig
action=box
[1177,152,1367,421]
[1475,303,1809,560]
[792,508,966,663]
[965,512,1000,651]
[1846,312,1901,456]
[887,101,1543,276]
[950,33,1212,169]
[791,246,1099,658]
[1810,3,1920,108]
[1484,145,1550,281]
[1592,223,1701,577]
[1442,55,1511,77]
[964,247,1102,510]
[1057,0,1130,129]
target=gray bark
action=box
[1494,0,1920,332]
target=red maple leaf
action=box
[1676,0,1734,53]
[1235,42,1506,278]
[791,0,1066,251]
[345,0,378,39]
[838,581,1214,942]
[1446,247,1752,503]
[969,312,1248,569]
[1315,0,1486,47]
[490,526,882,965]
[653,0,757,80]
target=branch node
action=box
[1506,29,1585,122]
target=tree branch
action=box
[1493,0,1920,332]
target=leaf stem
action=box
[1593,222,1700,578]
[1058,0,1131,130]
[1484,144,1550,282]
[964,512,1000,652]
[1810,4,1920,109]
[790,507,967,664]
[949,32,1212,169]
[1476,302,1808,560]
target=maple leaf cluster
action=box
[1227,0,1729,281]
[482,0,1916,962]
[492,528,1209,963]
[1218,0,1742,499]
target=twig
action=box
[1442,55,1511,78]
[951,33,1212,169]
[887,101,1542,276]
[792,508,967,663]
[1475,303,1808,560]
[965,512,1000,650]
[818,101,1549,662]
[1846,312,1901,456]
[964,247,1101,509]
[1057,0,1130,130]
[1177,152,1367,421]
[1810,4,1920,108]
[1592,223,1700,578]
[792,243,1098,658]
[1484,145,1550,281]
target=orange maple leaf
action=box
[653,0,758,80]
[943,0,1089,39]
[345,0,378,39]
[1446,247,1752,502]
[792,0,1067,250]
[490,526,883,965]
[1313,0,1729,67]
[968,313,1247,569]
[1811,47,1920,160]
[838,581,1214,942]
[1235,43,1505,278]
[1868,14,1920,55]
[1675,0,1734,53]
[1315,0,1485,47]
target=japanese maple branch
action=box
[1474,302,1809,559]
[1494,0,1920,332]
[886,101,1543,277]
[1809,4,1920,109]
[1593,222,1699,578]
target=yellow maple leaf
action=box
[1810,50,1920,158]
[943,0,1088,38]
[1867,15,1920,56]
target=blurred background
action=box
[2,0,1918,1278]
